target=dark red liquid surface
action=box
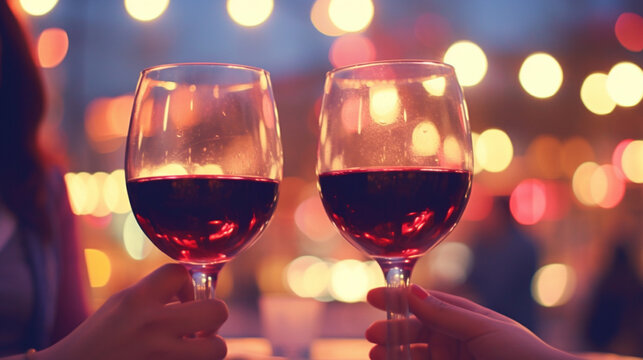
[127,175,279,264]
[318,168,471,259]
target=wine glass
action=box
[316,60,473,359]
[125,63,282,301]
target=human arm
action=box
[9,264,228,360]
[366,284,583,360]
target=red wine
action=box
[127,175,279,263]
[318,168,471,258]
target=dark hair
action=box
[0,2,51,239]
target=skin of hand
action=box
[35,264,228,360]
[365,284,582,360]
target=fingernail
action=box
[410,284,429,300]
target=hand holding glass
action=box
[125,63,282,301]
[316,61,473,359]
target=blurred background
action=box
[9,0,643,358]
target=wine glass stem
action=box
[187,264,224,301]
[379,259,416,360]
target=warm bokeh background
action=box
[10,0,643,357]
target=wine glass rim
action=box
[327,59,455,77]
[141,62,269,76]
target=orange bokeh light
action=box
[329,34,376,68]
[37,27,68,68]
[560,136,595,178]
[107,94,134,137]
[526,135,563,179]
[85,95,132,153]
[509,179,547,225]
[615,12,643,52]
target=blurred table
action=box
[226,337,372,360]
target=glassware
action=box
[125,63,282,301]
[316,60,473,359]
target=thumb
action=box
[407,284,498,341]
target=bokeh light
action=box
[525,135,563,179]
[423,77,447,97]
[572,161,600,207]
[611,139,632,179]
[329,259,370,303]
[621,139,643,183]
[411,121,440,156]
[64,172,86,215]
[510,179,547,225]
[256,255,290,294]
[519,52,563,99]
[90,172,111,218]
[443,135,464,167]
[19,0,58,16]
[64,172,100,215]
[124,0,169,22]
[37,28,68,68]
[107,95,135,137]
[590,164,626,209]
[471,132,482,175]
[84,95,132,154]
[580,73,616,115]
[294,196,337,242]
[147,163,189,177]
[560,137,595,178]
[340,96,363,133]
[606,62,643,107]
[370,86,400,125]
[426,242,472,286]
[311,0,345,37]
[475,128,513,173]
[328,0,374,33]
[122,212,152,260]
[286,256,330,298]
[84,248,112,288]
[443,41,488,87]
[227,0,274,27]
[329,35,376,69]
[614,12,643,52]
[103,169,131,214]
[531,263,576,307]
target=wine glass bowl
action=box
[126,63,282,299]
[316,60,472,359]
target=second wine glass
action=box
[317,60,473,359]
[125,63,282,301]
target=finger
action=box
[407,284,500,341]
[179,335,227,360]
[164,299,229,335]
[367,287,413,314]
[366,318,428,344]
[369,344,429,360]
[133,263,193,304]
[428,290,517,324]
[366,287,389,311]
